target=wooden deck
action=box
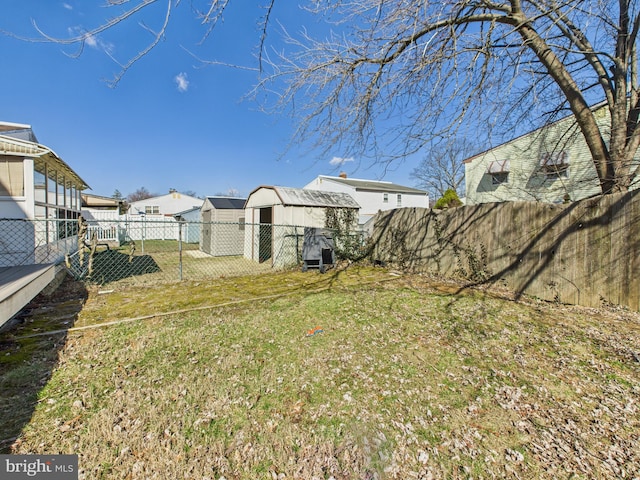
[0,264,55,328]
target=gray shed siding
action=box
[200,197,246,257]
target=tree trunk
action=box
[513,17,616,193]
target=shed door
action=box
[259,207,273,263]
[202,210,212,254]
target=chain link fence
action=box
[0,217,368,286]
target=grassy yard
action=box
[1,266,639,479]
[79,241,276,285]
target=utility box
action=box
[301,227,335,273]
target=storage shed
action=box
[200,196,247,256]
[243,186,359,268]
[172,207,201,244]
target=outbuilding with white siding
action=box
[243,186,359,267]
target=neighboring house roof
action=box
[204,197,247,209]
[249,185,360,209]
[0,122,37,142]
[0,121,31,132]
[0,129,90,190]
[316,175,427,194]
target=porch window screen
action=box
[0,159,24,196]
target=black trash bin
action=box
[301,227,335,273]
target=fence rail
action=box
[0,218,365,286]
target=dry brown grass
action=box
[2,266,640,479]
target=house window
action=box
[34,168,47,203]
[487,159,510,186]
[545,168,569,180]
[239,217,245,231]
[0,159,24,196]
[397,194,402,206]
[540,151,570,179]
[492,172,509,185]
[145,205,160,214]
[383,193,388,203]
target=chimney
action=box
[339,172,347,179]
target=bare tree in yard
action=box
[126,186,155,203]
[410,139,473,201]
[18,1,640,195]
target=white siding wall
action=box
[304,177,428,220]
[243,186,360,266]
[243,204,329,264]
[277,204,327,227]
[0,198,29,219]
[128,192,203,216]
[244,188,280,209]
[22,158,35,219]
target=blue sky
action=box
[0,1,423,199]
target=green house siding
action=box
[465,106,637,204]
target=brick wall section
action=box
[371,191,640,310]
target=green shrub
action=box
[433,188,463,209]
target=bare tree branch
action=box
[7,0,640,196]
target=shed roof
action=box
[204,197,247,210]
[317,175,427,194]
[249,186,360,208]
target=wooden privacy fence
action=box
[370,190,640,311]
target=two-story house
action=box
[303,173,429,225]
[464,104,640,205]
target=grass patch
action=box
[2,267,640,479]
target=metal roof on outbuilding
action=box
[248,185,360,209]
[204,197,247,209]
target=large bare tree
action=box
[410,139,474,201]
[126,186,155,203]
[14,0,640,195]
